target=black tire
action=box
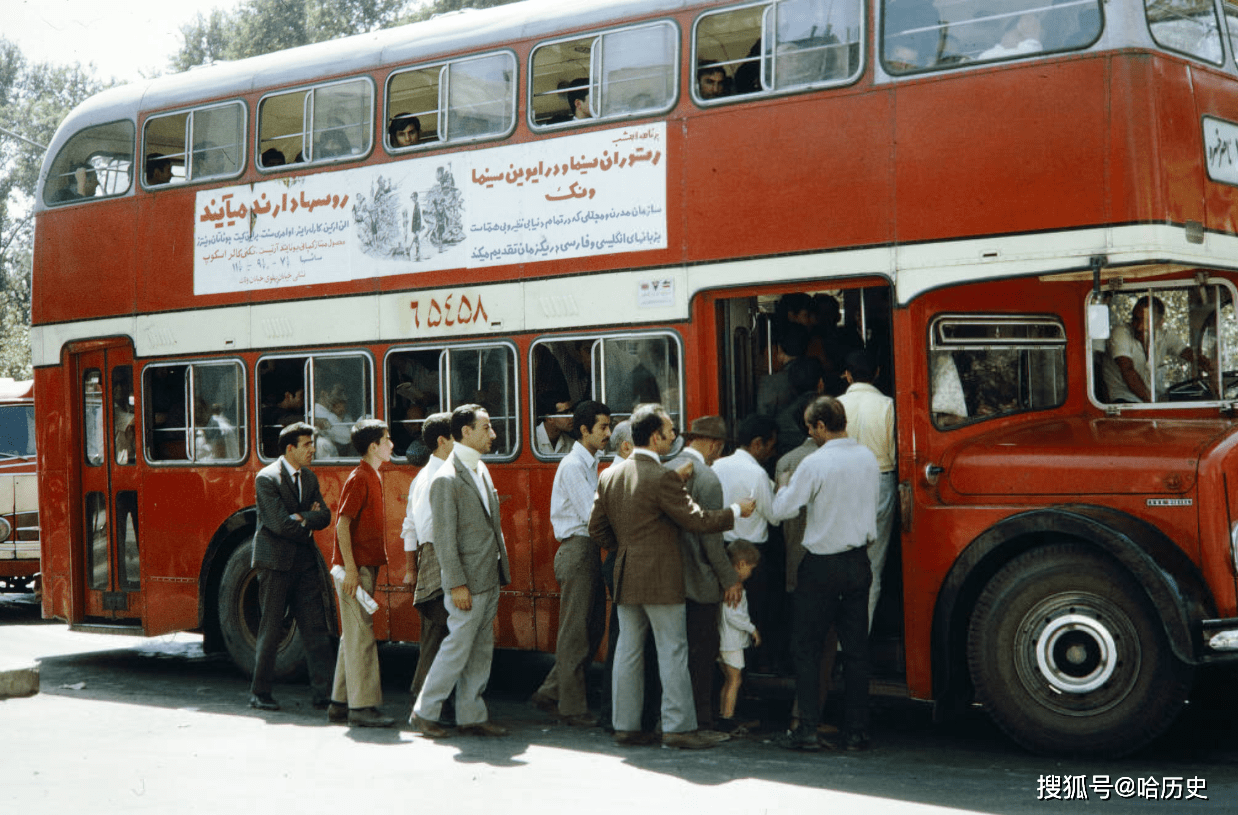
[217,539,306,681]
[967,542,1193,757]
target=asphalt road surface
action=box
[3,592,1237,814]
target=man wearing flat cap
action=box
[665,415,743,737]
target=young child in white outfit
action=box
[718,540,760,731]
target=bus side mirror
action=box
[1087,305,1110,341]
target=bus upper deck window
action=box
[530,22,677,128]
[44,120,134,206]
[694,0,862,103]
[258,78,373,169]
[882,0,1102,75]
[1226,1,1238,68]
[386,51,515,151]
[1147,0,1224,64]
[143,101,244,188]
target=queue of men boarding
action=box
[251,336,891,753]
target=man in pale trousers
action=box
[410,404,511,737]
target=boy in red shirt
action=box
[329,419,396,727]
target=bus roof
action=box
[38,0,701,198]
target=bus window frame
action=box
[255,75,376,174]
[879,0,1105,77]
[568,329,684,460]
[1085,276,1238,409]
[255,349,376,463]
[141,99,248,191]
[1225,0,1238,68]
[384,340,520,463]
[691,0,866,107]
[527,18,682,132]
[927,312,1068,430]
[43,118,135,208]
[1144,0,1226,67]
[383,49,518,155]
[142,357,249,466]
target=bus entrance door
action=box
[74,343,141,623]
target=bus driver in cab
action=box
[1101,295,1205,403]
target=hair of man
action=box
[845,350,878,383]
[776,322,811,357]
[736,413,778,448]
[421,411,453,451]
[279,421,316,455]
[788,355,826,394]
[726,538,761,567]
[1133,295,1167,321]
[350,418,388,457]
[805,395,847,433]
[629,403,669,447]
[450,403,485,441]
[572,400,611,440]
[564,77,589,111]
[388,113,421,143]
[609,419,633,453]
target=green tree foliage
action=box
[0,39,107,378]
[173,0,412,71]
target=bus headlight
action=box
[0,516,11,541]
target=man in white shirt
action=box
[1102,295,1196,403]
[771,396,879,752]
[399,412,453,729]
[713,413,786,668]
[530,401,612,726]
[837,351,896,629]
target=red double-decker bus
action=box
[32,0,1238,755]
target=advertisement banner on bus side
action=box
[192,122,667,295]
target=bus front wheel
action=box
[967,543,1192,757]
[217,539,307,681]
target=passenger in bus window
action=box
[883,0,943,71]
[930,351,968,425]
[314,384,355,456]
[564,78,591,120]
[145,153,173,186]
[389,113,421,148]
[1101,295,1202,403]
[261,148,286,168]
[54,164,98,202]
[733,40,763,95]
[978,12,1044,59]
[535,392,575,456]
[697,61,730,100]
[260,373,306,457]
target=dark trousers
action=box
[410,593,449,704]
[686,599,720,730]
[746,534,787,670]
[536,536,607,716]
[791,547,871,735]
[251,548,335,701]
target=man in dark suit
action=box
[249,422,336,713]
[410,404,512,738]
[589,403,754,750]
[665,415,742,736]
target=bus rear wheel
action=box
[967,543,1193,757]
[217,539,307,681]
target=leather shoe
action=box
[844,731,871,752]
[327,702,348,724]
[409,714,449,738]
[459,720,509,737]
[348,707,395,728]
[777,727,821,752]
[613,730,659,746]
[662,730,721,750]
[528,691,557,713]
[694,729,731,744]
[248,694,280,711]
[558,712,598,727]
